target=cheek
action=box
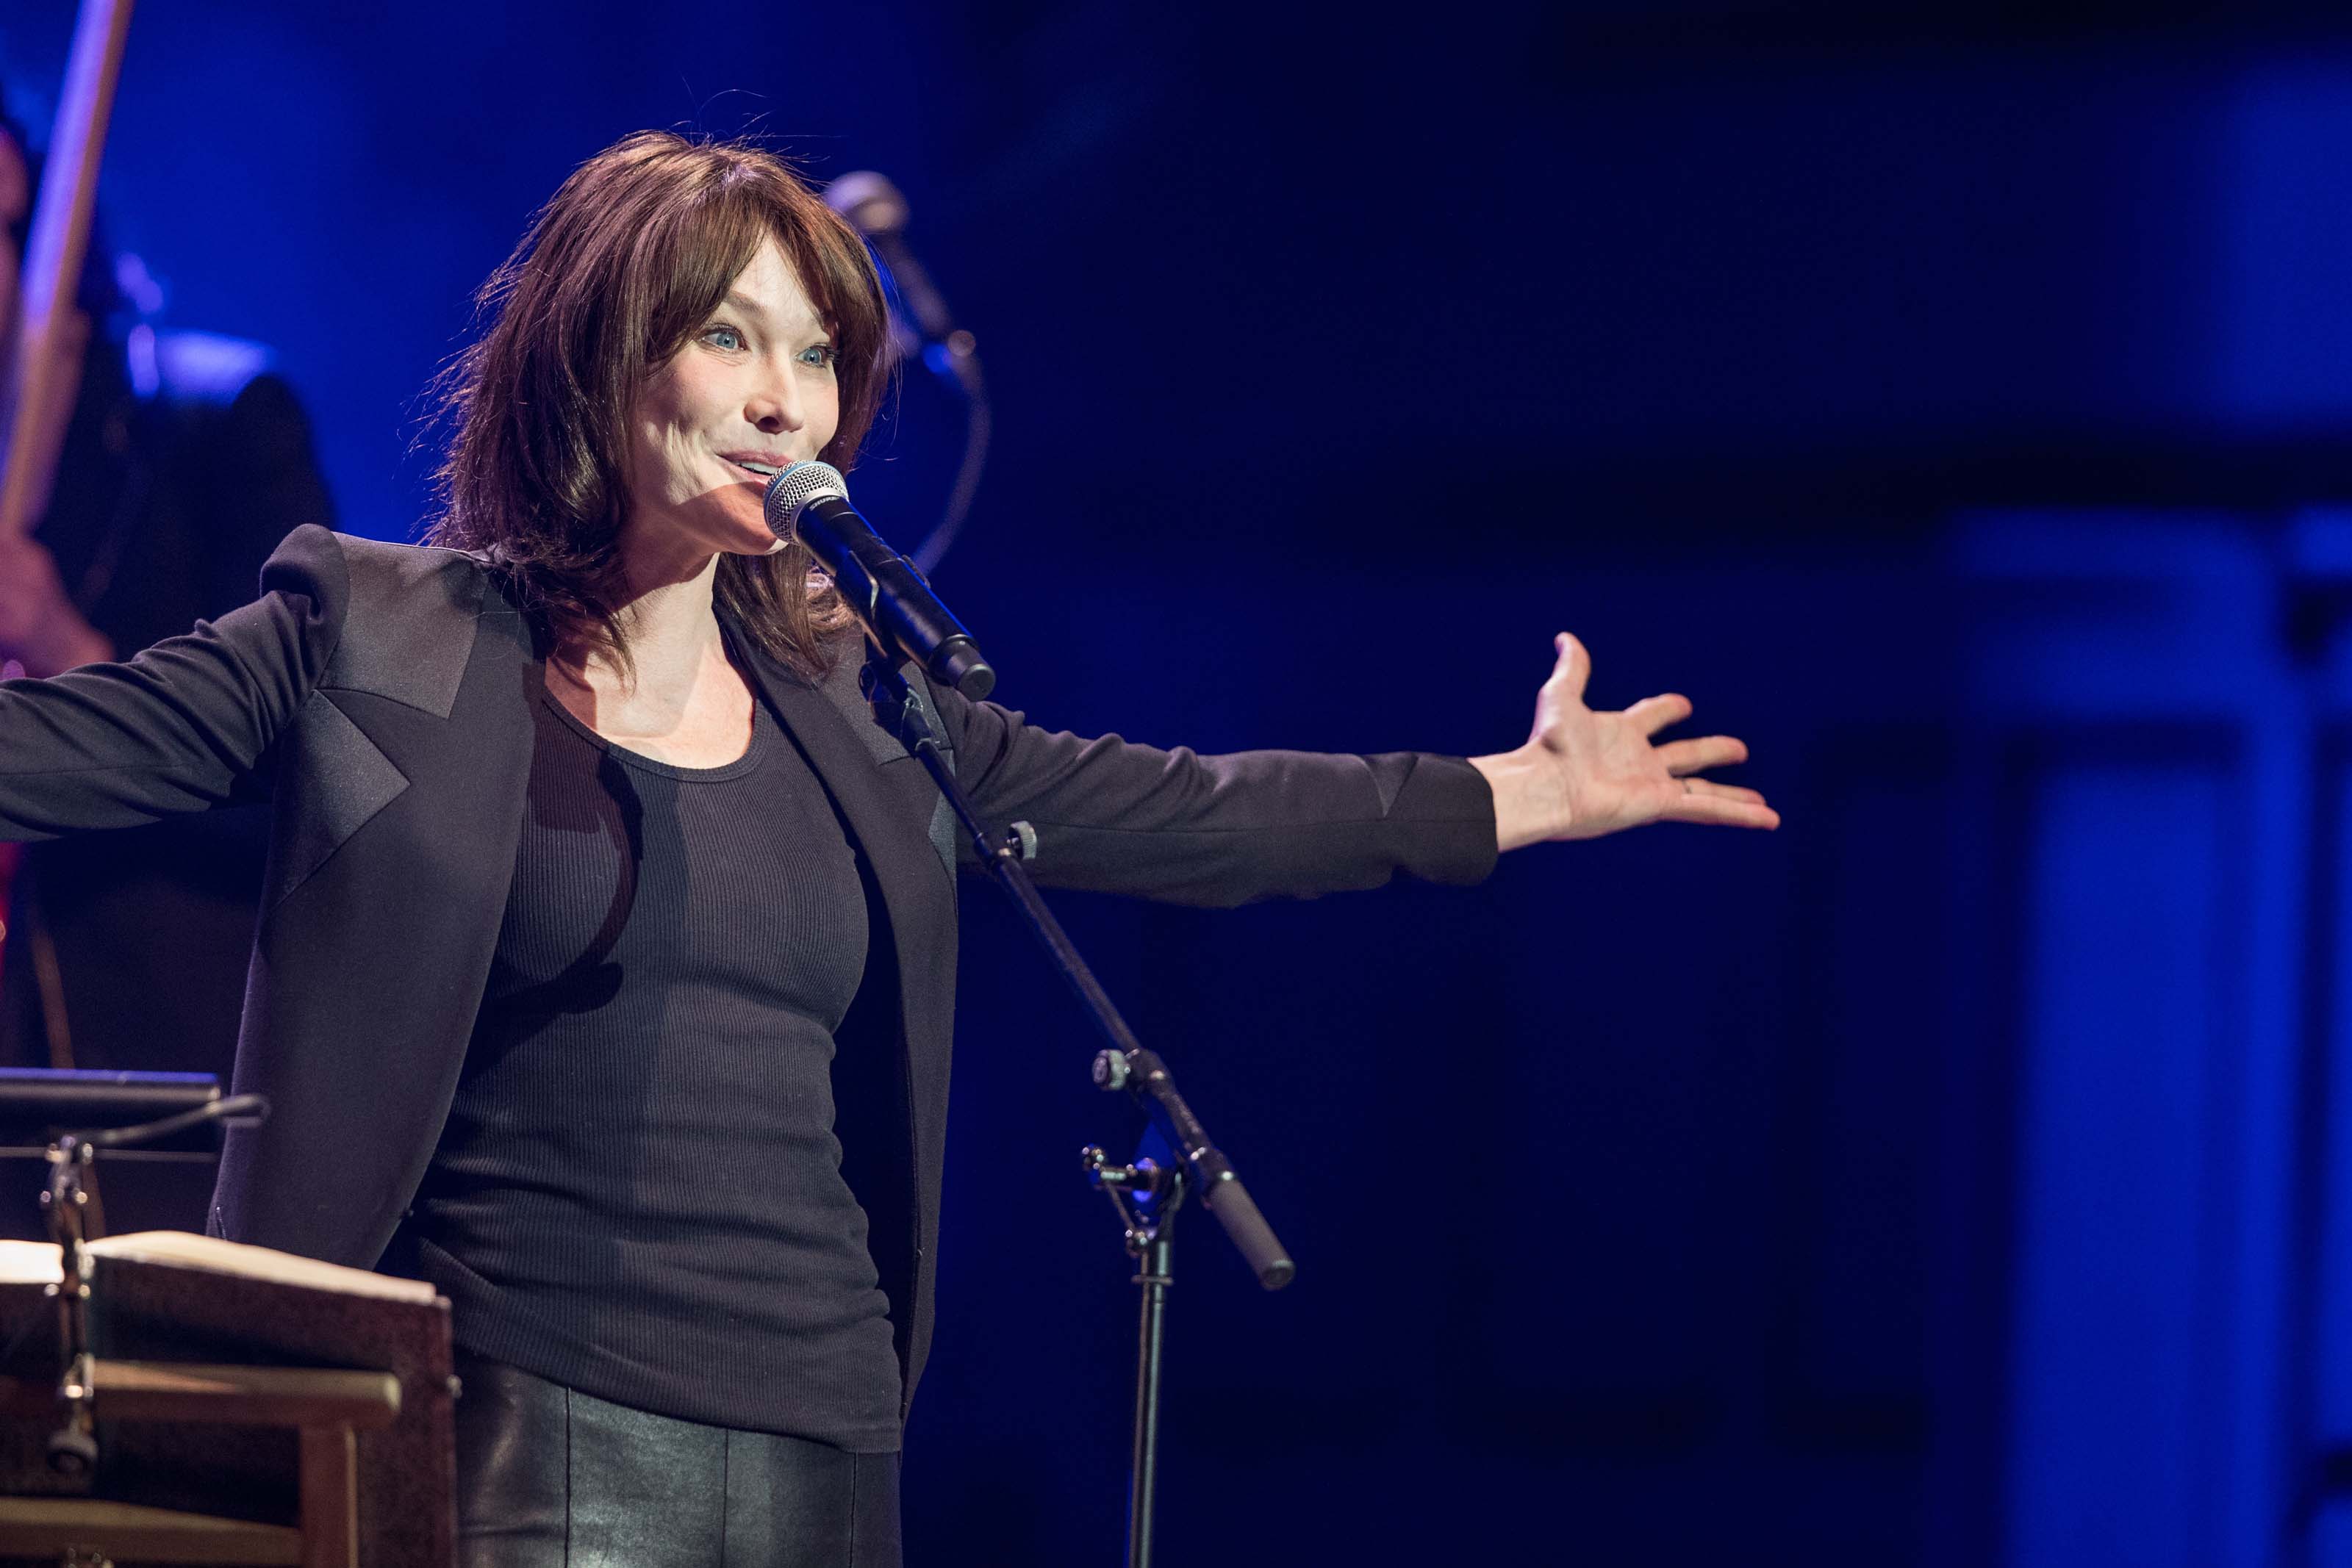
[623,415,677,502]
[815,381,845,453]
[628,377,705,492]
[628,381,675,452]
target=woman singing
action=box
[0,132,1774,1565]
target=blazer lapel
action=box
[734,636,946,933]
[218,564,543,1267]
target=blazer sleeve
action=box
[932,685,1499,907]
[0,523,347,841]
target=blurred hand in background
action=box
[0,533,110,676]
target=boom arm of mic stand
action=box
[866,658,1296,1290]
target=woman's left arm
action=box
[1471,633,1778,852]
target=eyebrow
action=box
[720,289,830,336]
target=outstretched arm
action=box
[1471,633,1779,852]
[931,683,1498,908]
[0,525,346,841]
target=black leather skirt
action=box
[452,1351,903,1568]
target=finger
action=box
[1654,735,1747,776]
[1680,778,1768,806]
[1545,633,1591,703]
[1661,786,1779,830]
[1623,693,1692,738]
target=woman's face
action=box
[621,234,842,568]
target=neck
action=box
[559,524,727,694]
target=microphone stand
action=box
[861,655,1294,1568]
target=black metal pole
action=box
[1129,1214,1175,1568]
[42,1134,96,1475]
[1083,1143,1185,1568]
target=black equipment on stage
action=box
[767,466,1294,1568]
[821,170,992,575]
[0,1069,268,1480]
[0,1069,243,1162]
[765,460,997,700]
[0,1069,460,1565]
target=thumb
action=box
[1546,633,1591,703]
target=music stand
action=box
[0,1069,456,1567]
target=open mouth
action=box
[728,457,784,480]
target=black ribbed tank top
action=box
[410,683,903,1450]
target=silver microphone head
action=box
[763,460,850,544]
[823,171,910,239]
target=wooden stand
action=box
[0,1359,399,1565]
[0,1237,456,1567]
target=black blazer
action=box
[0,525,1496,1413]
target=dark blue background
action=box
[10,3,2352,1562]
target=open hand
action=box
[1469,633,1778,851]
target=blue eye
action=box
[702,324,746,351]
[800,342,837,368]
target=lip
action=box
[720,451,796,478]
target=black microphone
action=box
[763,461,995,700]
[823,170,983,400]
[824,170,953,340]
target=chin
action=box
[732,511,789,555]
[710,533,786,561]
[699,494,784,557]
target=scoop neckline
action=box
[538,688,769,782]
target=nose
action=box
[745,353,806,438]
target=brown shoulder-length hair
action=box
[424,130,887,678]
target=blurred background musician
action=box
[0,92,334,1234]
